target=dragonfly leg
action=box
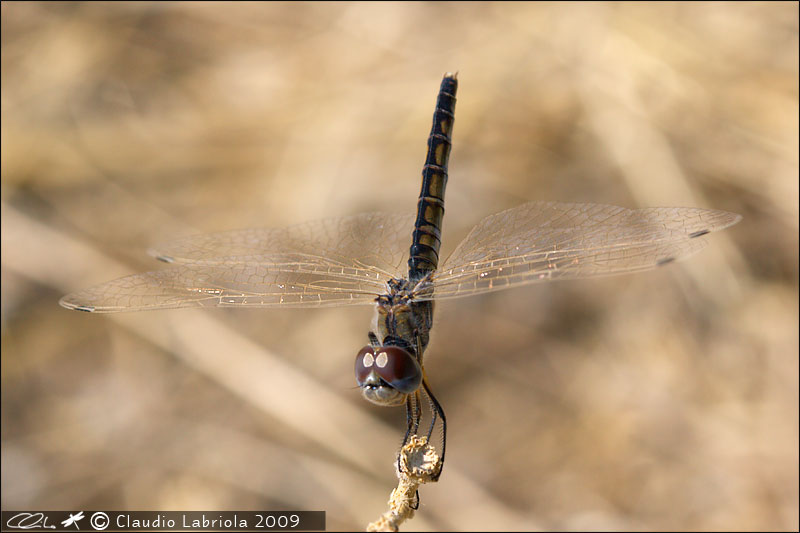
[399,392,423,475]
[411,390,422,435]
[410,490,420,511]
[421,377,446,481]
[402,393,419,446]
[368,331,380,347]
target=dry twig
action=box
[367,436,442,532]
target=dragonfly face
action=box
[355,345,422,406]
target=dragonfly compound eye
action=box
[372,346,422,394]
[354,345,422,407]
[355,345,376,385]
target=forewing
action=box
[427,201,740,299]
[62,212,415,312]
[59,257,388,312]
[149,212,413,280]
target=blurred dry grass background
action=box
[1,2,798,531]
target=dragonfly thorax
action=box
[372,276,435,357]
[377,277,418,306]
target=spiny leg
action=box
[421,376,447,481]
[402,392,422,447]
[407,333,425,440]
[412,332,446,478]
[411,390,422,435]
[399,391,423,476]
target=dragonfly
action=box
[61,512,84,529]
[60,73,741,481]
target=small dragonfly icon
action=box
[61,512,84,529]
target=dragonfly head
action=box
[355,345,422,407]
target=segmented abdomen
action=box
[408,73,458,279]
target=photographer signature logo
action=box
[5,511,89,530]
[4,512,56,529]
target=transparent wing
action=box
[425,201,741,300]
[61,212,415,312]
[59,256,390,312]
[149,212,414,280]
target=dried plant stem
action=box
[367,436,442,532]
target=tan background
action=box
[2,2,797,531]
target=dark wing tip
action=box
[656,257,676,266]
[59,295,96,312]
[689,229,711,238]
[147,247,175,263]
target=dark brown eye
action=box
[355,345,376,386]
[371,346,422,394]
